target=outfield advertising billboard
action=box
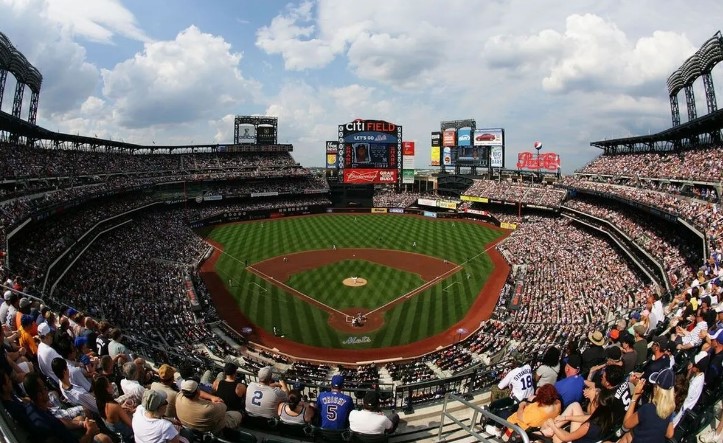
[457,128,471,146]
[431,146,440,166]
[339,119,402,185]
[490,146,504,168]
[473,128,503,146]
[442,128,456,147]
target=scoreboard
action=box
[336,119,402,185]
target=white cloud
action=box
[100,25,261,128]
[43,0,149,43]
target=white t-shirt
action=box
[349,409,393,434]
[132,406,179,443]
[498,364,534,402]
[37,342,62,384]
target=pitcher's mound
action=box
[342,277,367,287]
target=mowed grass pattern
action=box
[202,214,502,349]
[287,260,425,310]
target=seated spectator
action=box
[535,347,561,389]
[150,363,180,419]
[119,361,146,404]
[349,391,399,435]
[212,362,246,412]
[277,389,315,425]
[671,352,708,428]
[539,386,622,443]
[94,376,134,443]
[176,379,242,434]
[316,374,353,430]
[133,389,183,443]
[22,372,111,443]
[36,322,62,385]
[503,384,561,439]
[554,354,585,409]
[618,368,675,442]
[245,366,288,418]
[51,357,99,415]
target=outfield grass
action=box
[287,259,425,310]
[202,214,502,349]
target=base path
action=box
[199,221,510,364]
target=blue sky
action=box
[1,0,722,173]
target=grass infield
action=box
[201,214,503,349]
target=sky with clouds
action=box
[1,0,722,173]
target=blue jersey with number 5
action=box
[317,391,353,429]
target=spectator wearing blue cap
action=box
[618,367,675,443]
[17,314,37,358]
[316,374,353,430]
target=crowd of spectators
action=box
[563,198,698,282]
[372,190,430,208]
[578,146,723,182]
[464,180,568,208]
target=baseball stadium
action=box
[1,22,723,443]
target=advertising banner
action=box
[402,141,415,155]
[500,222,518,230]
[326,153,337,168]
[342,169,398,184]
[237,124,256,143]
[516,152,560,171]
[371,208,388,213]
[403,155,415,169]
[456,146,487,165]
[431,132,441,147]
[423,211,438,218]
[418,198,437,207]
[457,128,472,146]
[437,200,458,210]
[490,146,504,168]
[442,128,456,147]
[402,169,415,184]
[461,195,489,203]
[464,208,490,216]
[442,146,453,167]
[389,208,405,214]
[474,128,503,146]
[431,146,440,166]
[326,141,339,153]
[256,125,275,144]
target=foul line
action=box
[366,240,501,316]
[205,241,346,316]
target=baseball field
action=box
[198,214,507,358]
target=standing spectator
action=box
[316,374,353,430]
[132,389,182,443]
[245,366,288,419]
[176,379,241,434]
[349,391,399,435]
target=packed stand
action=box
[464,179,568,208]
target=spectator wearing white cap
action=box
[0,290,13,325]
[132,389,181,443]
[245,366,288,419]
[36,322,62,384]
[175,379,241,434]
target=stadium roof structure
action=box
[0,110,292,154]
[590,107,723,154]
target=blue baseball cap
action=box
[650,368,674,390]
[331,375,344,388]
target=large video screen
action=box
[338,119,402,185]
[342,143,397,169]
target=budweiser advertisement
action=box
[343,169,398,184]
[516,152,560,171]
